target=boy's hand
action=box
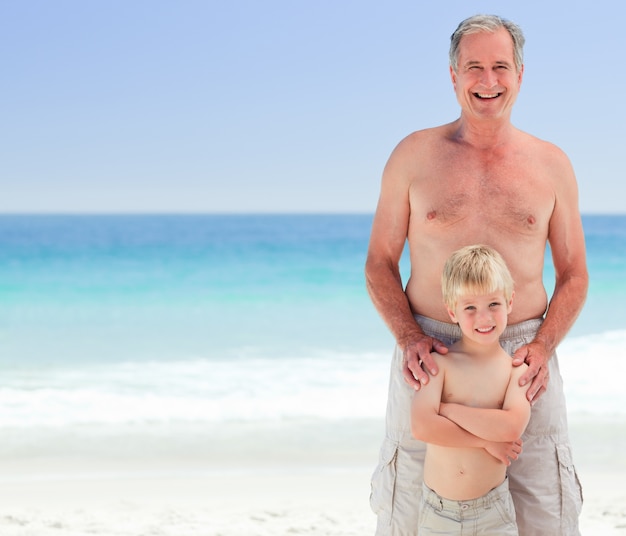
[484,439,523,466]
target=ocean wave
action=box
[0,352,389,427]
[559,329,626,417]
[0,331,624,427]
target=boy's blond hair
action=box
[441,245,514,310]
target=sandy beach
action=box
[0,418,624,535]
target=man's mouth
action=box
[474,92,501,99]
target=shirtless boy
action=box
[411,245,530,535]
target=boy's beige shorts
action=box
[370,316,583,536]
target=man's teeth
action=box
[476,93,499,98]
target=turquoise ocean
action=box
[0,214,624,444]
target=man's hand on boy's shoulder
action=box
[512,340,550,404]
[401,334,448,390]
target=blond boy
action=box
[411,245,531,535]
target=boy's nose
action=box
[477,309,493,322]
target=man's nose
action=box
[480,69,499,88]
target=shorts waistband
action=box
[415,314,543,343]
[421,478,510,514]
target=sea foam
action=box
[0,330,623,428]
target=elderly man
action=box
[366,14,587,536]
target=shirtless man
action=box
[365,14,588,536]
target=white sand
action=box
[0,419,624,535]
[0,465,375,535]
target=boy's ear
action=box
[446,305,458,323]
[507,291,515,314]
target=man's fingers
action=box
[432,339,449,355]
[527,369,549,403]
[403,359,428,390]
[402,335,446,389]
[511,347,528,366]
[519,359,540,387]
[421,338,445,374]
[529,382,548,405]
[409,363,430,387]
[420,353,438,376]
[402,367,421,390]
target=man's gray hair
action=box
[449,14,525,73]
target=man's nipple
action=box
[427,210,437,221]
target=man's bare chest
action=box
[410,166,553,233]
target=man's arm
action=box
[512,148,589,402]
[365,137,447,389]
[439,365,531,442]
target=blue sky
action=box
[2,0,625,213]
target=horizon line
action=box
[0,210,624,217]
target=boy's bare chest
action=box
[442,359,511,409]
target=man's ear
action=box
[450,65,457,90]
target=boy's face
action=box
[447,290,513,346]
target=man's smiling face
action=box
[450,27,524,122]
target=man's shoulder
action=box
[388,123,456,168]
[514,128,571,161]
[403,122,455,141]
